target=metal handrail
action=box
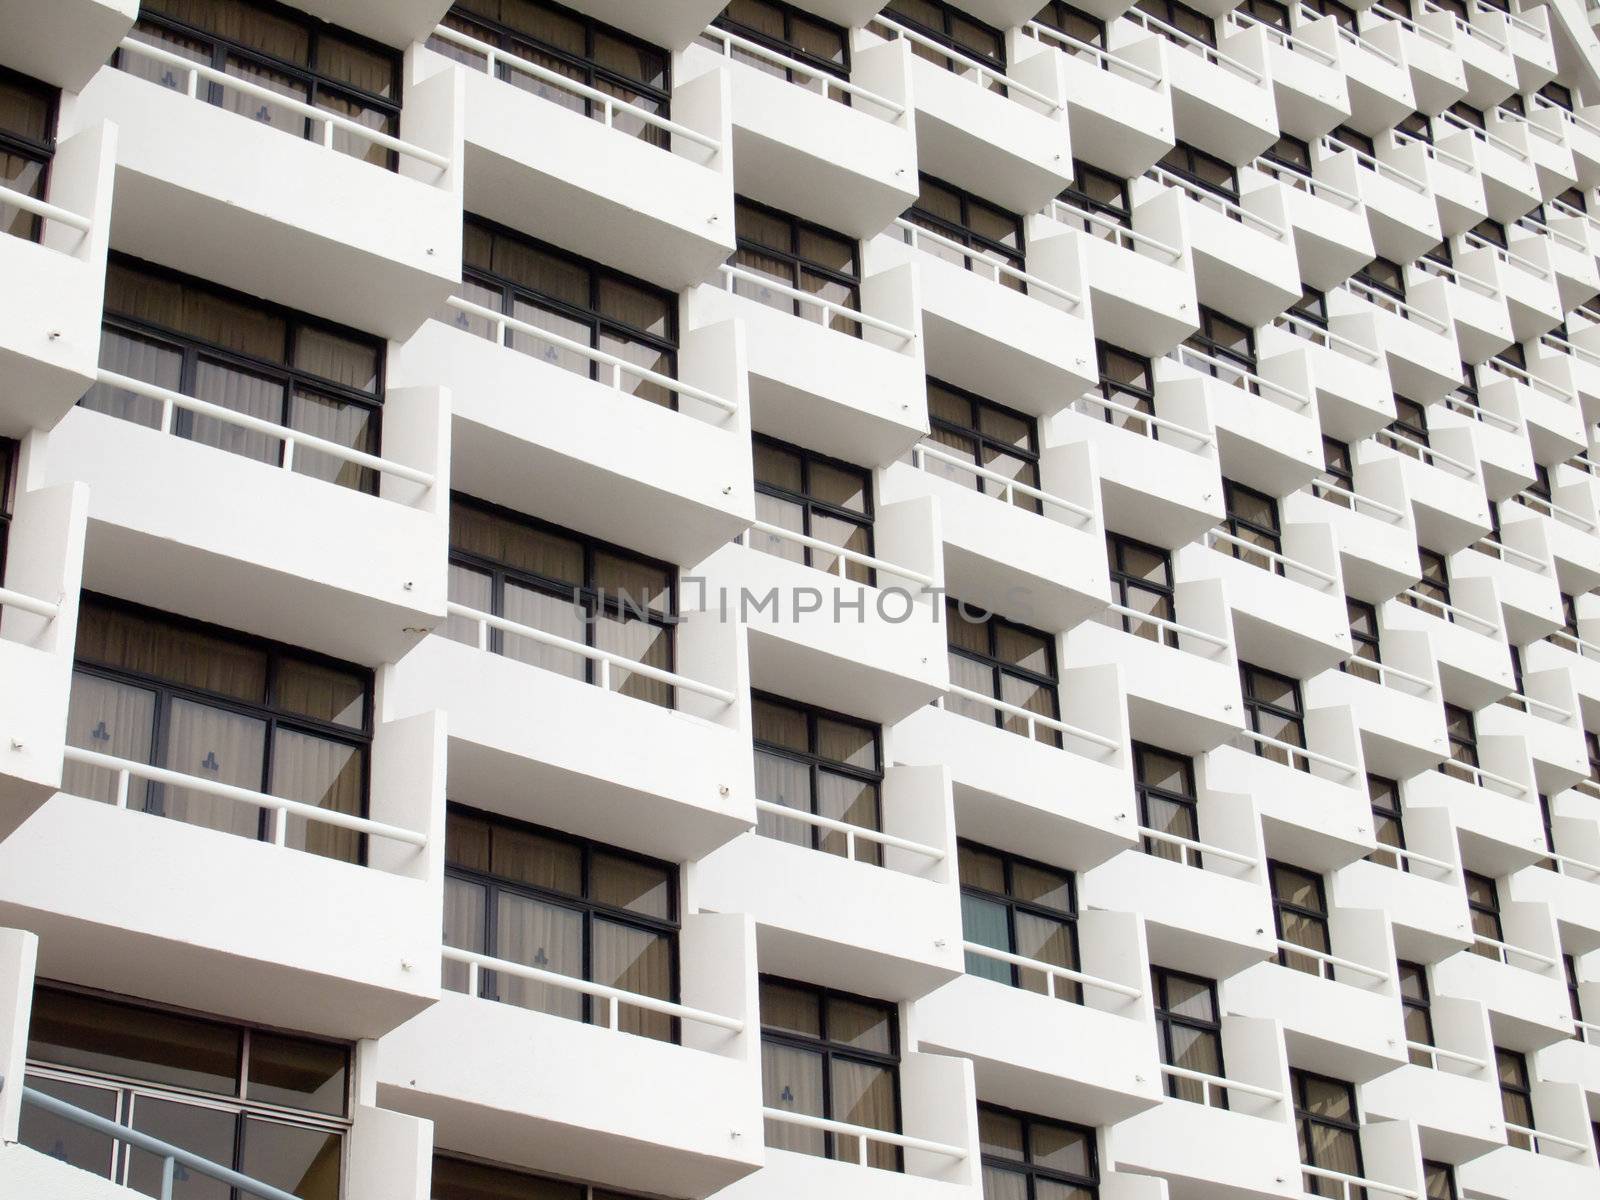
[1545,629,1600,659]
[1254,157,1362,209]
[0,585,61,621]
[1502,1121,1591,1157]
[1481,1,1544,37]
[1462,230,1551,281]
[1104,602,1231,652]
[1276,939,1388,983]
[871,15,1061,109]
[910,442,1093,525]
[754,798,947,864]
[1359,657,1436,697]
[1420,0,1507,48]
[1318,134,1428,194]
[445,944,744,1033]
[1473,932,1557,970]
[1206,528,1338,589]
[14,1079,299,1200]
[1138,823,1258,867]
[1225,8,1338,65]
[1309,478,1407,523]
[1301,1163,1417,1200]
[1272,312,1381,364]
[1541,332,1600,369]
[739,520,935,588]
[937,683,1120,755]
[1071,393,1213,450]
[120,37,448,170]
[1550,850,1600,880]
[1479,355,1570,403]
[963,940,1142,1000]
[697,25,906,118]
[1413,254,1499,299]
[1236,729,1359,779]
[894,218,1081,309]
[1048,199,1184,262]
[62,744,428,848]
[1512,489,1596,533]
[1437,109,1530,163]
[0,181,92,238]
[1344,279,1451,335]
[1375,429,1475,479]
[762,1106,967,1163]
[95,369,435,489]
[1440,757,1528,798]
[1499,689,1573,721]
[1370,3,1454,47]
[1390,126,1477,174]
[1123,7,1265,83]
[1299,5,1402,65]
[1473,535,1547,573]
[1172,344,1310,411]
[1404,1040,1486,1070]
[429,23,719,154]
[1445,393,1521,433]
[443,295,737,418]
[1397,586,1498,634]
[1022,19,1166,84]
[1161,1062,1283,1103]
[1147,166,1286,238]
[1384,843,1453,876]
[448,600,736,705]
[718,263,917,346]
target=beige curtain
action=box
[830,1059,897,1169]
[754,750,811,847]
[493,893,582,1020]
[593,920,672,1041]
[271,729,362,864]
[275,657,366,729]
[442,877,486,994]
[62,673,157,805]
[762,1043,825,1158]
[158,698,265,840]
[83,332,184,430]
[75,601,268,703]
[288,390,376,493]
[186,359,283,466]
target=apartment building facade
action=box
[4,0,1600,1197]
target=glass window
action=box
[1399,960,1434,1064]
[1271,861,1329,975]
[0,68,57,242]
[1292,1069,1365,1195]
[1059,161,1131,232]
[1240,0,1292,27]
[1241,662,1306,768]
[1151,967,1225,1106]
[1160,142,1238,203]
[1135,744,1200,865]
[882,0,1007,83]
[1367,775,1406,871]
[1440,703,1479,783]
[1136,0,1218,47]
[429,0,670,147]
[1220,479,1282,574]
[0,436,14,582]
[922,379,1042,513]
[124,0,401,168]
[1107,534,1177,645]
[753,435,875,584]
[1302,0,1358,28]
[946,601,1062,747]
[1357,256,1406,303]
[1465,870,1503,957]
[1329,124,1375,158]
[1397,110,1433,142]
[1265,133,1313,176]
[1187,307,1257,382]
[1423,1161,1458,1200]
[979,1103,1099,1199]
[905,174,1027,288]
[959,841,1082,1003]
[1344,600,1381,682]
[21,987,348,1199]
[446,495,677,708]
[84,256,385,493]
[1495,1047,1535,1148]
[760,977,901,1170]
[1540,82,1574,112]
[713,0,851,81]
[448,216,679,408]
[1093,342,1158,437]
[731,197,862,336]
[432,1155,655,1199]
[753,693,883,865]
[442,806,679,1043]
[64,597,371,863]
[1318,437,1353,506]
[1448,99,1486,130]
[1406,549,1451,619]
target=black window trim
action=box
[946,601,1062,747]
[733,194,862,334]
[958,838,1083,1004]
[1151,965,1227,1107]
[905,172,1027,276]
[0,66,59,243]
[1108,534,1178,647]
[751,690,885,860]
[977,1100,1101,1196]
[753,432,876,582]
[1270,859,1330,973]
[712,0,852,81]
[923,377,1042,513]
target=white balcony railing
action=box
[1421,0,1508,49]
[1444,392,1521,435]
[1405,1040,1486,1071]
[1255,158,1362,210]
[120,37,449,173]
[1318,136,1427,195]
[1172,344,1312,412]
[1463,231,1552,282]
[1547,630,1600,660]
[1502,1122,1592,1160]
[716,263,918,349]
[1498,689,1573,721]
[1344,280,1452,336]
[1206,528,1338,590]
[1273,312,1382,366]
[1147,167,1286,239]
[0,182,92,246]
[429,23,719,162]
[0,586,61,622]
[1391,127,1478,176]
[909,442,1094,526]
[1301,3,1403,65]
[870,15,1062,110]
[1472,534,1548,574]
[1397,588,1498,635]
[754,798,947,866]
[1047,199,1184,264]
[62,744,428,850]
[697,25,907,121]
[447,601,736,706]
[936,684,1119,757]
[1161,1062,1283,1107]
[737,521,935,589]
[1344,654,1435,698]
[1070,393,1213,453]
[763,1107,967,1167]
[95,369,436,492]
[1235,729,1360,780]
[1437,109,1530,164]
[893,218,1082,311]
[1022,20,1166,85]
[1123,8,1265,84]
[1512,489,1597,533]
[1549,850,1600,881]
[1225,9,1338,65]
[1378,843,1454,878]
[964,940,1142,1001]
[445,944,744,1035]
[1309,478,1408,525]
[443,295,738,422]
[1473,933,1557,971]
[1375,429,1475,479]
[1139,824,1258,871]
[1276,940,1389,986]
[1301,1164,1417,1200]
[1103,602,1231,657]
[1370,4,1454,48]
[1439,758,1529,799]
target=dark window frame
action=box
[0,436,15,582]
[732,195,862,336]
[1221,478,1283,574]
[712,0,852,81]
[1399,959,1434,1063]
[1496,1046,1536,1148]
[923,377,1042,514]
[881,0,1007,75]
[1241,662,1307,768]
[1160,142,1238,204]
[0,66,58,243]
[1271,860,1330,974]
[1151,966,1227,1107]
[978,1101,1101,1197]
[752,691,884,863]
[1465,870,1503,955]
[1441,703,1480,784]
[1189,306,1258,377]
[946,602,1062,748]
[905,173,1027,281]
[1136,0,1218,47]
[958,838,1083,1004]
[1134,743,1201,865]
[1108,534,1178,647]
[1368,774,1407,872]
[1292,1068,1366,1195]
[753,433,876,584]
[1094,341,1159,437]
[1060,159,1132,230]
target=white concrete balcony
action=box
[1137,169,1301,326]
[1553,329,1600,430]
[1516,218,1598,314]
[717,1053,981,1200]
[1169,343,1323,496]
[1021,20,1176,179]
[881,441,1108,633]
[895,671,1137,875]
[42,381,448,669]
[1331,807,1469,961]
[1531,628,1600,731]
[1054,380,1225,551]
[1456,532,1562,654]
[1427,258,1512,365]
[74,40,462,341]
[1553,100,1600,188]
[421,29,730,294]
[1040,195,1197,357]
[1483,1,1557,93]
[871,219,1097,420]
[1384,581,1513,709]
[1332,278,1460,405]
[1187,519,1350,679]
[1067,577,1241,754]
[0,0,135,91]
[377,914,763,1200]
[1516,473,1600,597]
[1421,3,1517,108]
[398,305,751,569]
[1510,836,1600,953]
[0,123,115,439]
[0,478,88,838]
[1221,12,1350,143]
[1364,421,1489,554]
[696,764,962,1001]
[1225,908,1407,1081]
[1285,461,1419,602]
[1206,719,1371,871]
[0,710,444,1040]
[1390,131,1486,238]
[1305,7,1416,133]
[1250,162,1373,292]
[385,602,751,865]
[1117,12,1279,165]
[688,262,926,468]
[1443,387,1529,502]
[683,31,917,240]
[1305,634,1448,781]
[1460,234,1562,344]
[864,16,1073,215]
[915,913,1162,1126]
[1437,114,1542,223]
[1262,313,1394,445]
[1316,139,1441,265]
[1360,996,1506,1162]
[1433,902,1572,1047]
[1085,811,1274,978]
[1364,9,1466,116]
[1498,110,1579,201]
[1462,1113,1600,1200]
[1404,763,1544,877]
